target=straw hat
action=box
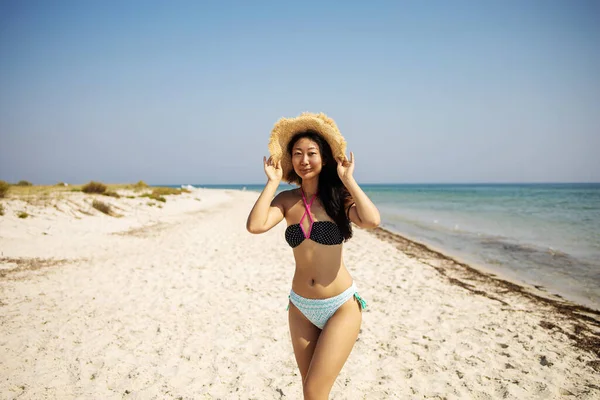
[268,112,347,183]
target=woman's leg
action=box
[288,302,322,383]
[302,297,362,400]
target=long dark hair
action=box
[286,130,353,241]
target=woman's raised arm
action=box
[337,152,381,229]
[246,157,286,234]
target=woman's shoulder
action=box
[277,189,302,201]
[273,188,299,205]
[277,187,301,197]
[270,189,299,217]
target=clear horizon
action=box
[164,181,600,187]
[1,0,599,185]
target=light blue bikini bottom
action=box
[287,282,367,329]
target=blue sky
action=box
[1,0,599,184]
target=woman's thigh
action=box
[303,298,362,396]
[288,302,321,381]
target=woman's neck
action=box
[301,180,319,198]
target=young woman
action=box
[246,112,380,399]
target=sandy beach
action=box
[1,187,599,399]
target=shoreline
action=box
[376,223,600,311]
[367,225,600,365]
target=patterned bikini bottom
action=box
[287,282,367,329]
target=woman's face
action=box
[291,138,323,180]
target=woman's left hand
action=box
[336,151,355,182]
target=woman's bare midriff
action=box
[290,241,354,299]
[284,189,354,298]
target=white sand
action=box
[1,188,598,399]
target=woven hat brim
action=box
[268,113,347,183]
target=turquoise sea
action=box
[171,183,600,310]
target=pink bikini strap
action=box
[299,190,317,239]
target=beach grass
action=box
[2,182,190,210]
[141,193,166,202]
[5,182,185,198]
[17,211,29,219]
[15,180,33,187]
[0,181,9,198]
[92,199,111,215]
[133,180,149,191]
[82,181,107,194]
[151,187,190,196]
[103,191,121,199]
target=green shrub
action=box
[16,180,33,186]
[126,195,135,199]
[0,181,9,198]
[0,203,4,216]
[70,188,82,192]
[92,199,111,215]
[82,181,107,194]
[17,211,29,219]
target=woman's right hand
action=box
[264,156,283,183]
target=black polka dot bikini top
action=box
[284,190,344,248]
